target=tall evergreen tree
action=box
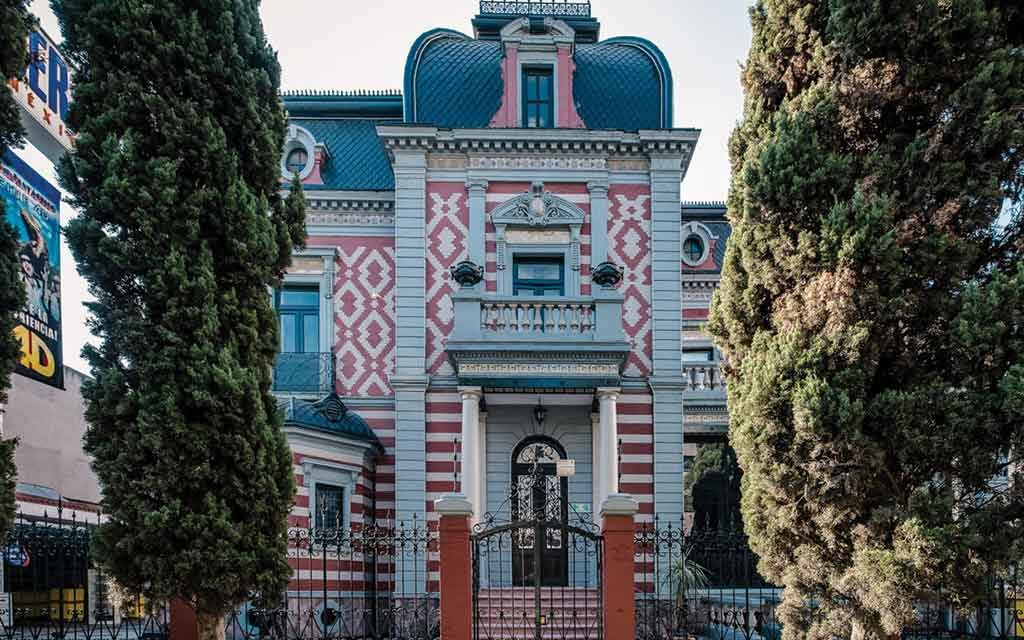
[0,0,32,537]
[52,0,306,635]
[708,2,1024,638]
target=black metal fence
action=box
[635,518,782,640]
[0,508,437,640]
[636,518,1024,640]
[0,509,169,640]
[905,567,1024,640]
[225,520,438,640]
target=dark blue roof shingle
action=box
[574,38,672,130]
[283,394,383,452]
[405,30,504,127]
[289,118,395,191]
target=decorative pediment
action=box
[491,182,586,228]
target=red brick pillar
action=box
[601,493,638,640]
[436,493,474,640]
[169,599,198,640]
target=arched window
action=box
[513,436,565,465]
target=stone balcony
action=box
[683,361,727,398]
[446,286,631,389]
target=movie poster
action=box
[1,150,62,388]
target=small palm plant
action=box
[662,554,712,638]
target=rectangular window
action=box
[522,66,553,128]
[513,256,564,296]
[276,285,319,354]
[315,483,345,529]
[682,349,714,363]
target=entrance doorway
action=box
[510,436,569,587]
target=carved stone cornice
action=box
[377,125,700,160]
[304,192,395,228]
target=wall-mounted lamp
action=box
[533,399,547,426]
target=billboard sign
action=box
[1,151,63,388]
[6,28,74,161]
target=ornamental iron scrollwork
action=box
[478,1,592,18]
[472,448,603,640]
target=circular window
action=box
[683,235,705,264]
[285,148,308,176]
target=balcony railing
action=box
[273,352,333,395]
[482,297,595,337]
[479,1,591,17]
[450,289,627,343]
[684,362,726,392]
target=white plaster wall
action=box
[4,367,100,503]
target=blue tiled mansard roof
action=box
[403,29,673,130]
[403,29,505,127]
[574,37,673,130]
[282,92,402,191]
[283,12,677,191]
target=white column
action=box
[459,386,483,521]
[478,409,488,520]
[596,387,621,501]
[591,410,601,514]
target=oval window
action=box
[285,148,308,175]
[683,235,705,264]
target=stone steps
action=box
[474,588,602,640]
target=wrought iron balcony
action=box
[272,352,333,395]
[479,1,591,18]
[446,287,630,388]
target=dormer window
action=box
[285,148,308,175]
[522,66,554,128]
[683,236,704,263]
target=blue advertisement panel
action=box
[1,150,62,388]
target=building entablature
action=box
[301,191,396,235]
[377,124,699,163]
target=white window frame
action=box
[304,459,358,530]
[502,244,579,297]
[276,247,336,357]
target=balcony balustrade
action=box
[683,361,727,392]
[481,297,595,337]
[451,288,626,344]
[447,286,631,387]
[272,352,333,395]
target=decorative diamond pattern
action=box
[333,240,395,396]
[426,185,469,375]
[608,187,652,377]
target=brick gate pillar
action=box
[436,493,473,640]
[169,599,198,640]
[601,493,638,640]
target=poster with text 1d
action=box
[1,150,63,389]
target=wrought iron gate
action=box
[470,458,603,640]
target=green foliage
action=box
[52,0,306,618]
[0,0,32,539]
[684,442,741,518]
[707,2,1024,638]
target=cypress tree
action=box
[52,0,306,634]
[0,0,32,537]
[707,2,1024,638]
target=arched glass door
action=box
[511,436,569,587]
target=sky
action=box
[21,0,754,374]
